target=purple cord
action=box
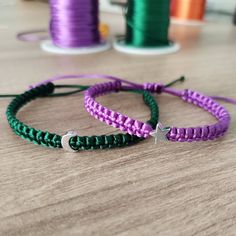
[30,74,236,105]
[211,96,236,105]
[29,74,144,89]
[17,30,49,42]
[50,0,101,48]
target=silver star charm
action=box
[150,123,171,144]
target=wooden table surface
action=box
[1,2,236,236]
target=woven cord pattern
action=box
[6,83,159,150]
[85,81,157,138]
[167,89,231,142]
[6,83,62,148]
[71,83,159,150]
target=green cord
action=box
[165,76,185,88]
[5,83,159,151]
[0,85,89,98]
[125,0,171,47]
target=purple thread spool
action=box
[41,0,110,54]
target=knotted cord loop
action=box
[143,83,164,94]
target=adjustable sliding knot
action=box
[112,80,122,92]
[143,83,164,94]
[92,81,122,94]
[103,80,122,91]
[34,82,55,97]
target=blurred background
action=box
[101,0,235,14]
[21,0,236,24]
[100,0,236,24]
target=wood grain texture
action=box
[0,2,236,236]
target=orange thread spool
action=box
[171,0,206,22]
[99,24,109,40]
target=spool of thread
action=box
[233,7,236,26]
[17,24,108,43]
[41,0,110,55]
[114,0,180,55]
[171,0,206,25]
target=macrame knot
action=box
[35,83,55,97]
[112,80,122,92]
[143,83,164,94]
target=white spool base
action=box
[171,18,205,26]
[113,40,180,56]
[41,40,111,55]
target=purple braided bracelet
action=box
[85,81,231,142]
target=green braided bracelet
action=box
[6,83,159,152]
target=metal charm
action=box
[150,122,171,144]
[61,131,78,152]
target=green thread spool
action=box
[114,0,180,55]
